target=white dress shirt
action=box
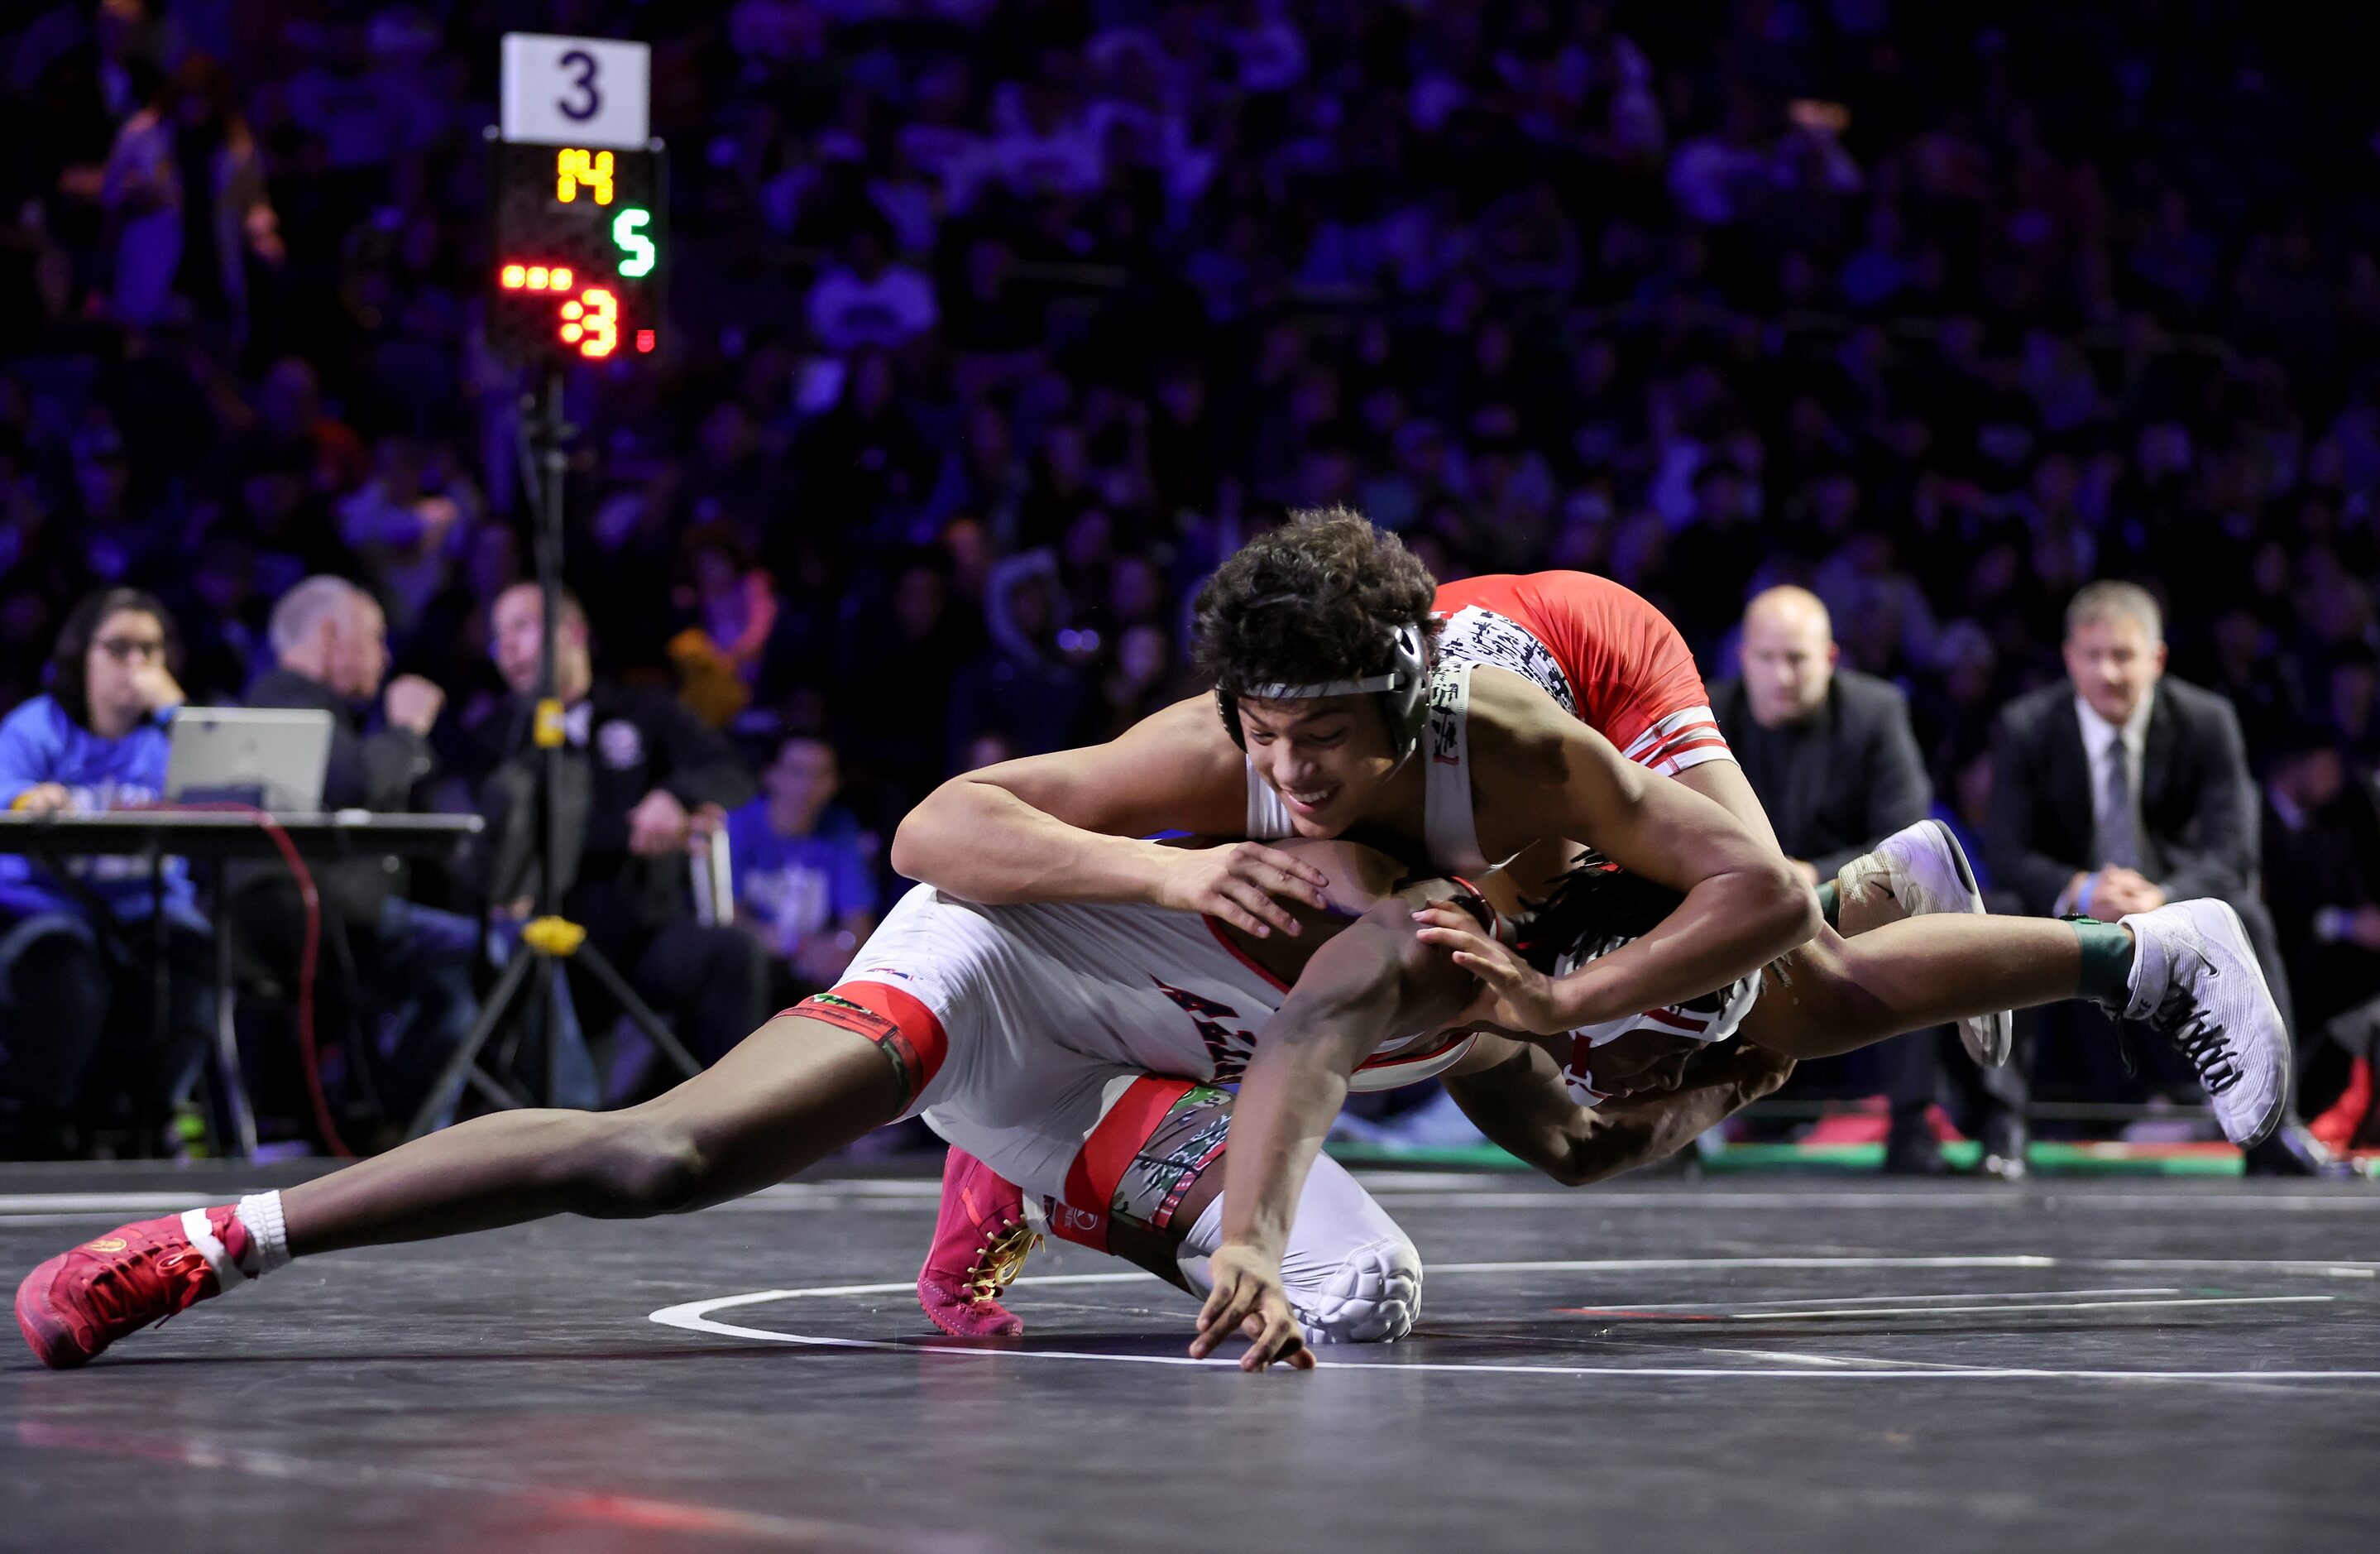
[2058,690,2155,914]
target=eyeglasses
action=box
[93,636,167,662]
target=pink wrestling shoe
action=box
[16,1206,249,1369]
[917,1148,1039,1339]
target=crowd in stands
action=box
[4,0,2380,1155]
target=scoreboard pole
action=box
[413,36,698,1134]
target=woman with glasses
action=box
[0,588,213,1158]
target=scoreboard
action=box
[489,137,666,365]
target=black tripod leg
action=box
[464,1067,525,1110]
[143,845,166,1158]
[572,942,706,1081]
[409,950,539,1139]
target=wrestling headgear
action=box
[1214,621,1432,760]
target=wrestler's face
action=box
[1238,695,1400,837]
[1575,1031,1705,1101]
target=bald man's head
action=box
[1740,586,1837,727]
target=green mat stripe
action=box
[1324,1140,2249,1177]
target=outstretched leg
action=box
[288,1010,900,1253]
[1743,915,2088,1062]
[17,1013,902,1367]
[1743,902,2290,1148]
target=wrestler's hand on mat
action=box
[1192,1244,1314,1371]
[1410,903,1571,1035]
[1156,842,1329,939]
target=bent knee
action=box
[1296,1235,1424,1345]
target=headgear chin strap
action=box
[1216,622,1431,758]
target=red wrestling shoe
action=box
[917,1148,1039,1339]
[15,1207,249,1369]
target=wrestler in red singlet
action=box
[1432,572,1734,777]
[922,571,1745,1336]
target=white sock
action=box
[234,1192,290,1276]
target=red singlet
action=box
[1432,571,1733,776]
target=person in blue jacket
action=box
[0,588,214,1157]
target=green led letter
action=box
[612,208,656,278]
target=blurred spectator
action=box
[668,524,779,729]
[99,55,280,343]
[806,220,938,355]
[1712,586,2014,1174]
[218,357,367,496]
[946,549,1091,764]
[236,576,474,1136]
[1712,587,1929,890]
[2260,731,2380,1145]
[1990,583,2334,1173]
[474,584,764,1076]
[0,588,211,1155]
[1097,621,1178,738]
[729,735,879,1006]
[837,553,978,824]
[336,436,479,640]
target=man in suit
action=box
[471,583,766,1083]
[1714,586,2022,1176]
[241,576,479,1139]
[1989,581,2337,1173]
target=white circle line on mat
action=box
[648,1258,2377,1382]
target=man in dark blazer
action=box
[1713,587,2015,1175]
[1989,580,2336,1173]
[238,576,477,1136]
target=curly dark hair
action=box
[1510,852,1683,973]
[1191,507,1441,693]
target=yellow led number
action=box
[558,287,619,358]
[556,147,614,205]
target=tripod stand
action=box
[407,372,702,1139]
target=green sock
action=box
[1815,878,1840,928]
[2069,918,2134,1007]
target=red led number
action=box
[558,286,619,358]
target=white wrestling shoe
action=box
[2119,900,2291,1149]
[1840,819,2014,1067]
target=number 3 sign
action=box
[500,33,649,150]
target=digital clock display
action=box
[489,139,664,364]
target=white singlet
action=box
[830,885,1477,1204]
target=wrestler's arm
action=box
[888,696,1329,937]
[1460,671,1817,1033]
[1191,893,1473,1369]
[1441,1036,1794,1186]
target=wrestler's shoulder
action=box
[1463,666,1587,781]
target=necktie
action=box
[2097,737,2141,871]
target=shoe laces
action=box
[78,1238,210,1334]
[964,1221,1042,1305]
[2153,981,2243,1097]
